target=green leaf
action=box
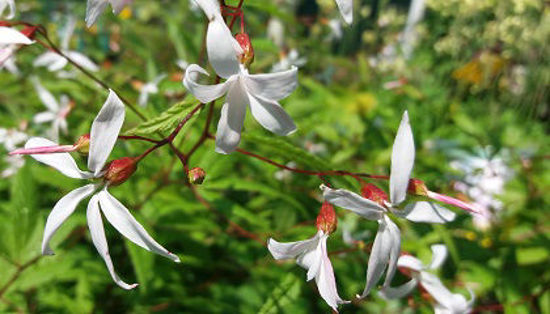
[258,273,302,314]
[124,97,200,137]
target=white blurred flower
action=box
[0,127,28,151]
[177,59,189,71]
[271,49,307,73]
[0,0,15,19]
[380,244,475,314]
[274,161,296,181]
[267,17,285,49]
[85,0,133,27]
[334,0,353,24]
[22,90,180,289]
[2,154,24,177]
[31,77,72,141]
[327,19,343,41]
[34,17,99,73]
[138,74,166,107]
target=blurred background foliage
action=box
[0,0,548,313]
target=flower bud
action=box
[20,26,40,40]
[103,157,138,187]
[361,183,388,207]
[188,167,206,185]
[235,33,254,66]
[407,178,428,196]
[73,134,90,154]
[316,202,337,234]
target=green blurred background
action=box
[0,0,548,312]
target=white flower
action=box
[23,90,180,289]
[34,17,99,72]
[86,0,133,27]
[138,74,166,107]
[380,245,475,314]
[177,59,189,71]
[322,111,456,298]
[327,19,343,41]
[0,26,34,70]
[266,17,285,49]
[268,231,349,312]
[271,49,307,73]
[2,154,24,178]
[0,0,15,19]
[335,0,353,24]
[0,127,28,151]
[31,77,72,142]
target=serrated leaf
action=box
[124,97,200,136]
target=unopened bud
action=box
[361,183,388,207]
[103,157,138,187]
[235,33,254,66]
[74,134,90,154]
[407,179,428,196]
[316,202,337,234]
[188,167,206,185]
[20,26,39,39]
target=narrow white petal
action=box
[86,194,138,290]
[399,201,456,224]
[137,90,149,107]
[33,52,60,68]
[65,51,99,72]
[420,272,464,310]
[25,137,93,179]
[428,244,448,270]
[321,185,384,220]
[298,238,324,281]
[390,110,415,205]
[215,83,248,154]
[88,90,125,175]
[361,218,393,297]
[183,64,233,103]
[267,234,320,260]
[247,93,296,136]
[33,112,57,124]
[42,184,97,255]
[244,67,298,101]
[193,0,221,20]
[383,216,402,288]
[98,190,180,262]
[397,255,424,271]
[0,27,33,45]
[0,0,16,19]
[379,278,419,299]
[86,0,109,27]
[335,0,353,24]
[315,234,350,311]
[31,77,59,111]
[206,19,241,78]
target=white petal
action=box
[31,77,59,111]
[379,278,419,299]
[97,190,180,262]
[42,184,97,255]
[420,272,464,311]
[183,64,233,103]
[362,218,393,297]
[137,90,149,107]
[33,111,56,124]
[86,194,138,290]
[215,83,248,154]
[247,93,296,136]
[0,0,16,19]
[315,234,350,311]
[206,19,241,78]
[335,0,353,24]
[33,52,67,71]
[0,26,33,45]
[110,0,132,14]
[383,216,402,288]
[65,51,99,72]
[428,244,448,270]
[298,236,324,281]
[25,137,93,179]
[86,0,109,27]
[397,255,424,271]
[193,0,221,20]
[399,201,456,224]
[267,233,320,260]
[321,185,384,220]
[390,110,415,205]
[244,66,298,101]
[88,90,125,175]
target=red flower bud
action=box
[20,26,40,39]
[361,183,388,207]
[316,202,337,234]
[235,33,254,66]
[103,157,138,187]
[407,178,428,196]
[188,167,206,185]
[74,134,90,154]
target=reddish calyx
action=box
[103,157,138,187]
[235,33,254,66]
[361,183,388,207]
[316,202,337,234]
[407,178,429,196]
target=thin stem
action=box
[0,255,41,298]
